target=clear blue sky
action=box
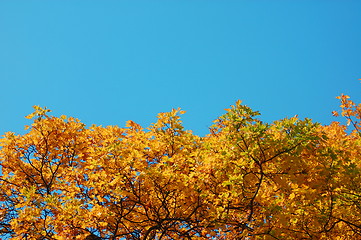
[1,1,360,136]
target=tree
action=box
[0,98,360,239]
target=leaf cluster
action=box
[0,99,360,239]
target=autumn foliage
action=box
[0,97,361,239]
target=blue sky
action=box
[1,1,360,136]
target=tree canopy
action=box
[0,96,360,239]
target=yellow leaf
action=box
[289,193,296,200]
